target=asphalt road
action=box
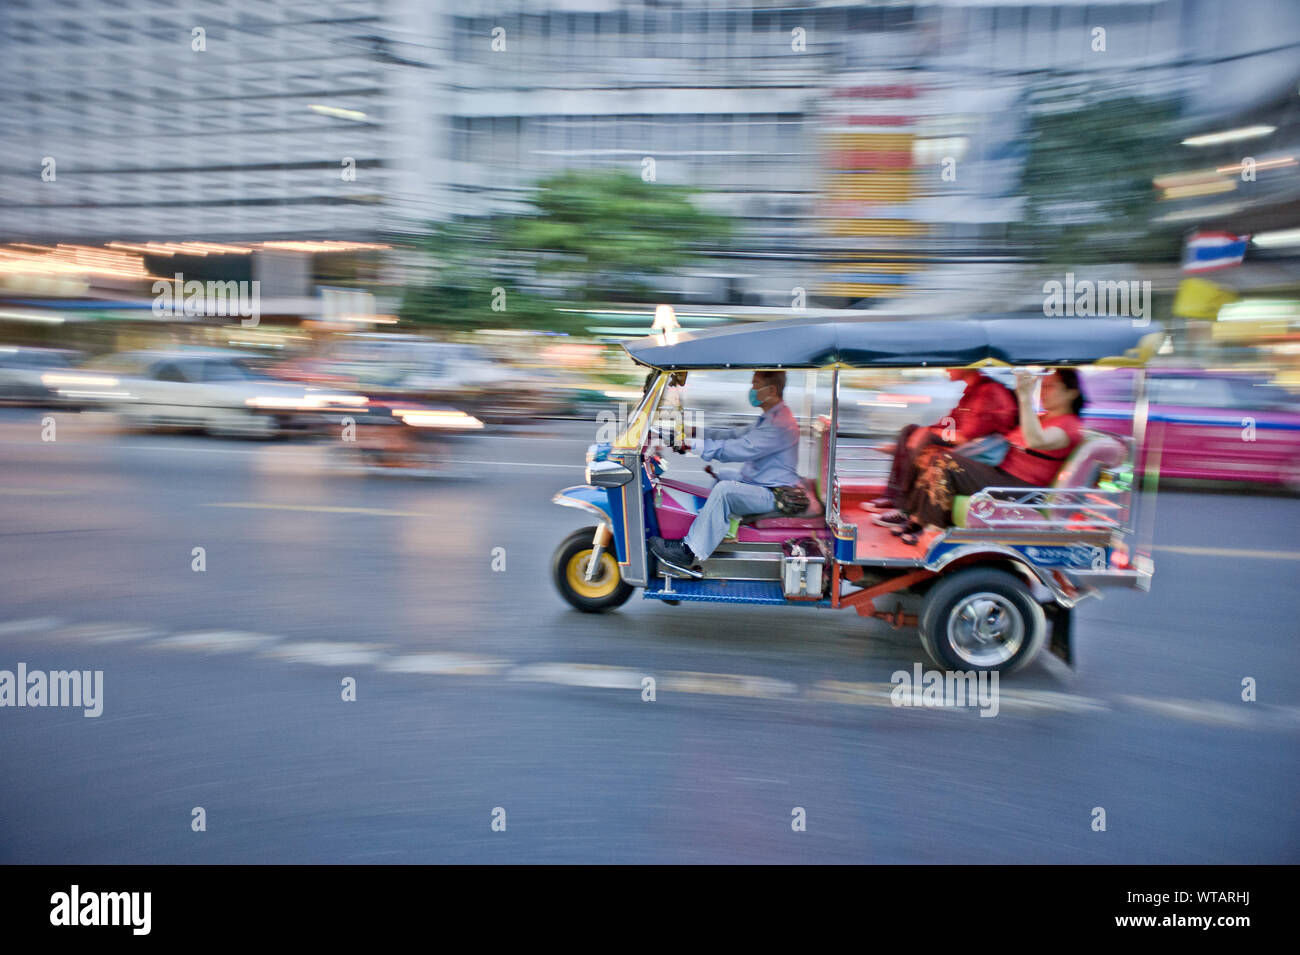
[0,409,1297,863]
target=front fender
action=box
[553,485,626,562]
[553,485,614,524]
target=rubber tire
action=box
[918,566,1047,673]
[552,525,634,613]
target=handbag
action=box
[953,434,1010,466]
[772,484,811,516]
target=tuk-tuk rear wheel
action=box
[552,525,634,613]
[918,566,1046,673]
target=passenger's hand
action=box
[704,465,718,480]
[1014,369,1038,400]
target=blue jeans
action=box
[683,475,776,560]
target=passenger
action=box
[649,369,800,576]
[890,368,1087,545]
[870,368,1018,525]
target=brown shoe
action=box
[871,509,909,527]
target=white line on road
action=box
[206,501,434,518]
[508,662,648,689]
[154,631,285,654]
[4,617,1297,730]
[0,617,65,636]
[1154,544,1300,561]
[381,653,509,676]
[261,641,391,667]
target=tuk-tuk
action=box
[551,315,1164,673]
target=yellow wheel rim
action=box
[566,549,620,599]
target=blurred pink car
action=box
[1081,369,1300,492]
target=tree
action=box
[398,169,733,332]
[509,169,731,300]
[1015,86,1184,263]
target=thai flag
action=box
[1183,231,1249,273]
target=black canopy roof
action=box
[624,316,1164,370]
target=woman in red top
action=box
[870,369,1018,519]
[892,368,1086,544]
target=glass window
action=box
[153,362,190,383]
[1226,378,1298,411]
[201,360,255,382]
[1151,375,1232,408]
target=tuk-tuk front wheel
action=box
[553,525,634,613]
[918,566,1046,673]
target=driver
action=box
[649,370,800,576]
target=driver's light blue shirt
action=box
[696,401,801,487]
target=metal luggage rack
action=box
[963,485,1131,533]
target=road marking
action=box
[154,631,284,653]
[4,617,1297,730]
[996,688,1110,713]
[1154,544,1300,561]
[806,680,898,707]
[381,653,509,676]
[805,681,1107,713]
[1116,695,1300,729]
[661,670,799,700]
[50,623,162,644]
[0,617,65,636]
[508,662,647,689]
[206,502,432,518]
[261,641,390,667]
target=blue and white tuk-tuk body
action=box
[553,315,1164,673]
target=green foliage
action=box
[398,170,732,332]
[1015,88,1184,263]
[510,169,730,289]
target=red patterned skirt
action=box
[903,449,1035,528]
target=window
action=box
[1151,376,1232,408]
[201,360,254,382]
[153,362,190,383]
[1225,378,1298,411]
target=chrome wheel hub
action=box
[946,592,1024,668]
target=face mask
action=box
[748,387,764,407]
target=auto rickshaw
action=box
[551,315,1164,673]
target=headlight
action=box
[390,409,485,430]
[245,396,315,410]
[304,392,368,408]
[42,373,119,388]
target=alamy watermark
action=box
[50,885,150,935]
[152,272,260,327]
[891,663,999,717]
[1043,272,1150,326]
[0,663,103,717]
[595,402,705,445]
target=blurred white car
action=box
[0,346,82,406]
[51,349,363,437]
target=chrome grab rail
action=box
[963,485,1130,532]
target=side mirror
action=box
[586,459,634,488]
